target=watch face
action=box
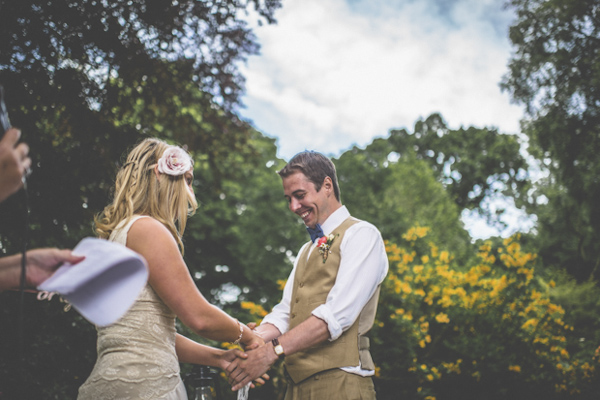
[272,338,284,356]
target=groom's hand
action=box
[226,342,278,391]
[221,347,269,388]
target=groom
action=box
[227,151,388,399]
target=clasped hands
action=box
[225,323,279,391]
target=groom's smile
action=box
[282,171,331,229]
[300,209,312,223]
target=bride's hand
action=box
[220,348,247,370]
[244,328,265,349]
[222,348,269,388]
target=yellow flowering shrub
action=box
[240,301,268,318]
[372,227,599,399]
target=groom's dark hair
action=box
[278,151,341,202]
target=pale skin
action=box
[0,248,85,291]
[226,171,341,390]
[126,168,266,378]
[0,128,31,202]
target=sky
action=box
[238,0,534,238]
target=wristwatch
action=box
[272,338,285,357]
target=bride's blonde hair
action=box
[95,138,198,253]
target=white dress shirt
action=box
[261,206,389,376]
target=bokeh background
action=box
[1,0,599,399]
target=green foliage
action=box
[0,1,284,398]
[2,0,599,399]
[546,269,600,358]
[336,113,529,236]
[372,228,600,400]
[336,130,473,262]
[0,0,281,110]
[0,292,97,399]
[183,130,306,310]
[391,114,529,214]
[502,0,600,281]
[0,0,282,252]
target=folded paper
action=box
[38,237,148,327]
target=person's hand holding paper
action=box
[38,237,149,327]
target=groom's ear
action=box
[323,176,333,195]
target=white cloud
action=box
[240,0,524,159]
[238,0,532,238]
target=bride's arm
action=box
[126,217,263,348]
[176,334,268,387]
[175,334,245,369]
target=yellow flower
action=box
[276,279,287,291]
[401,282,412,294]
[435,313,450,323]
[240,301,268,317]
[403,252,415,263]
[521,318,538,330]
[508,365,521,373]
[439,250,449,262]
[479,242,492,252]
[402,226,430,241]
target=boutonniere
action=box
[317,233,338,263]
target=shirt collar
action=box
[320,206,350,236]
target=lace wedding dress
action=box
[78,215,187,400]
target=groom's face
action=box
[282,171,330,229]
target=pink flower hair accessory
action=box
[157,146,193,176]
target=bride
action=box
[78,138,264,399]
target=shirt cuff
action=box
[260,315,289,335]
[312,304,343,341]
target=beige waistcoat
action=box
[285,217,381,383]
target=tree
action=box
[501,0,600,281]
[387,114,530,229]
[0,0,281,110]
[335,113,530,255]
[0,0,283,252]
[0,1,283,397]
[183,130,306,310]
[336,142,472,262]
